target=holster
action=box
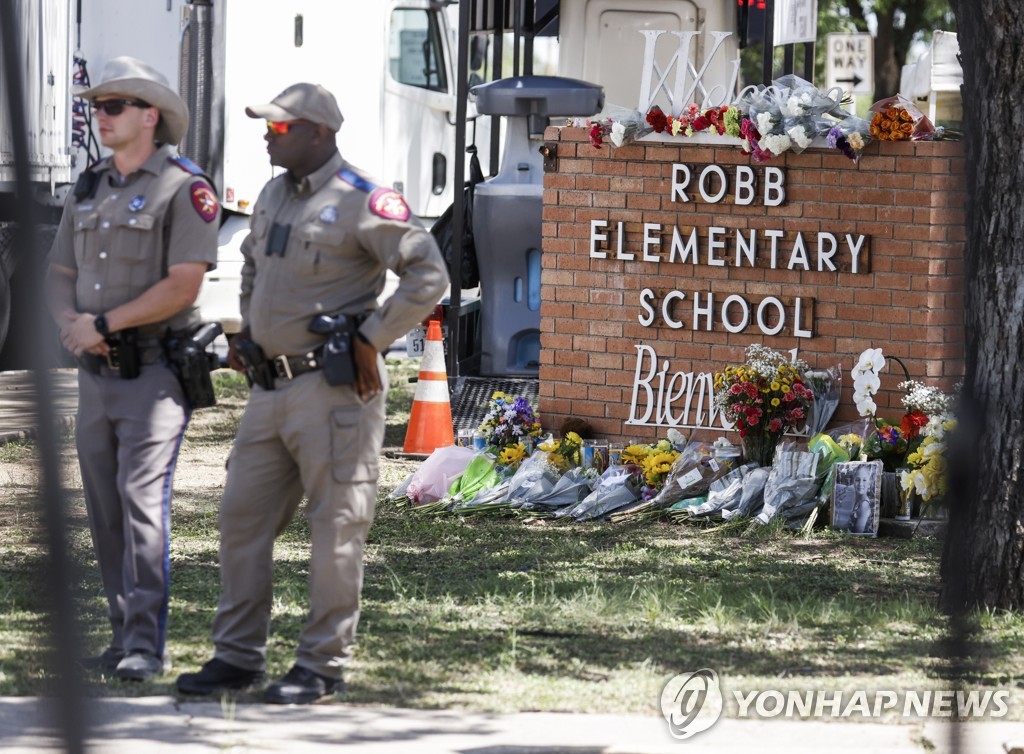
[78,328,141,379]
[234,337,275,390]
[164,322,223,409]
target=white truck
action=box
[0,0,740,367]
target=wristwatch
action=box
[93,313,110,337]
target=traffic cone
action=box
[403,319,455,454]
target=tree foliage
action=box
[818,0,956,99]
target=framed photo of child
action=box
[831,460,882,537]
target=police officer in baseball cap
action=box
[176,83,447,703]
[47,56,219,681]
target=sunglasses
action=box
[266,120,312,136]
[90,98,152,116]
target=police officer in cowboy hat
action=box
[176,82,447,703]
[46,56,219,681]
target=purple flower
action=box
[826,126,841,150]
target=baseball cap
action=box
[245,83,344,132]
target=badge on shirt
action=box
[369,187,410,222]
[319,205,338,224]
[190,181,219,223]
[129,195,146,212]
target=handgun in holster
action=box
[164,322,223,409]
[107,327,141,379]
[233,336,275,390]
[308,313,358,386]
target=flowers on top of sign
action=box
[579,75,876,163]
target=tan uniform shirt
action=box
[239,150,447,357]
[49,144,220,334]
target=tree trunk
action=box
[873,7,902,101]
[941,0,1024,611]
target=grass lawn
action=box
[0,362,1021,718]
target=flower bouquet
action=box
[825,116,872,163]
[537,431,584,471]
[582,105,650,148]
[713,345,814,467]
[896,379,957,515]
[478,391,542,449]
[868,95,939,141]
[803,365,842,437]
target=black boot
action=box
[176,658,265,695]
[264,664,344,705]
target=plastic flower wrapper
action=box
[647,441,733,507]
[782,116,822,153]
[583,104,652,148]
[803,365,842,437]
[722,466,770,520]
[505,451,562,505]
[445,452,502,504]
[406,445,480,505]
[752,442,821,526]
[825,115,872,163]
[869,94,940,141]
[387,472,416,507]
[688,464,756,519]
[560,467,641,521]
[773,74,850,120]
[512,466,597,512]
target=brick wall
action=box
[538,127,966,443]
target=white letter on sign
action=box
[643,223,662,262]
[764,167,786,206]
[628,344,657,424]
[671,163,691,203]
[663,291,687,329]
[589,220,608,258]
[699,165,727,204]
[735,165,755,206]
[639,288,656,327]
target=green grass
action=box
[0,362,1022,716]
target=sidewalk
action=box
[1,697,1021,754]
[0,369,78,444]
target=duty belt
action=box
[271,347,324,381]
[78,337,165,376]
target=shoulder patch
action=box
[369,187,410,222]
[170,155,205,176]
[337,168,379,194]
[190,181,219,223]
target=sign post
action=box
[825,32,874,96]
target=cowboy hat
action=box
[74,56,189,145]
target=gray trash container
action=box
[471,75,604,376]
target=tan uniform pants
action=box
[211,360,387,679]
[76,363,189,658]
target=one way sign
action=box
[825,32,874,96]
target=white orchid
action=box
[852,348,886,417]
[853,348,886,378]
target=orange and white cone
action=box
[403,319,454,454]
